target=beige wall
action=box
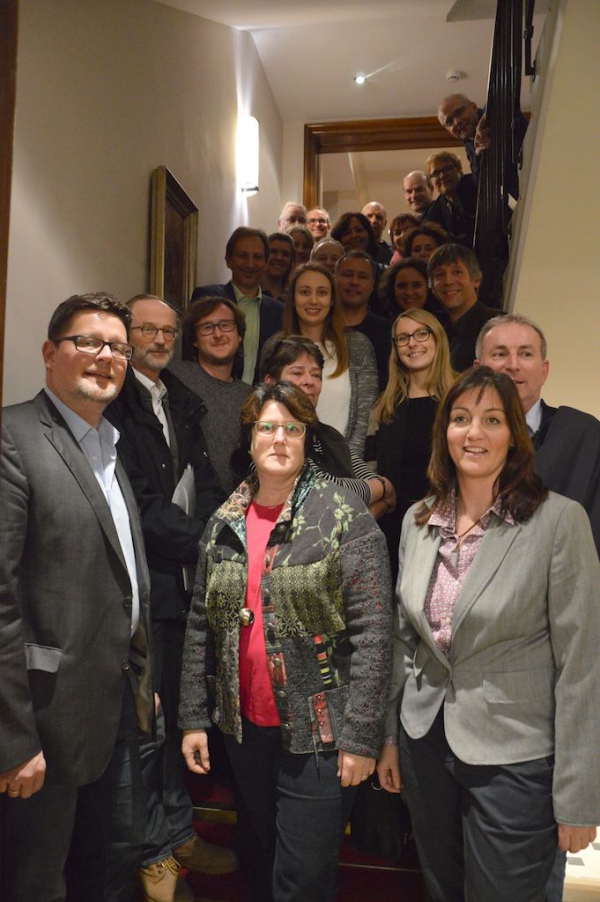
[4,0,283,404]
[508,0,600,417]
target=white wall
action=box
[4,0,283,404]
[507,0,600,417]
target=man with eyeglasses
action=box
[306,207,331,242]
[0,293,154,901]
[191,226,282,384]
[169,297,252,495]
[438,92,527,193]
[105,294,232,900]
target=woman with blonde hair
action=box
[281,262,378,457]
[373,307,455,578]
[423,150,477,247]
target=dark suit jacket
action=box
[105,368,225,620]
[534,399,600,554]
[191,280,282,383]
[0,391,153,787]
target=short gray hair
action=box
[475,313,547,361]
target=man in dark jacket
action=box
[191,227,282,385]
[105,295,234,902]
[428,244,495,372]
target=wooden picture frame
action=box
[150,166,198,311]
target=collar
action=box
[232,281,263,303]
[525,398,542,435]
[133,367,167,400]
[429,488,515,532]
[43,387,119,445]
[448,301,481,334]
[217,464,315,528]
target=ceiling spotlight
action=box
[354,73,367,85]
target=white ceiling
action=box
[153,0,530,122]
[153,0,545,215]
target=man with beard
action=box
[105,295,232,901]
[169,297,252,495]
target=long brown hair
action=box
[373,309,455,424]
[415,367,547,525]
[283,263,349,377]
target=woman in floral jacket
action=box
[179,382,392,902]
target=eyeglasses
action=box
[54,335,133,360]
[429,164,457,181]
[254,421,306,439]
[130,325,178,341]
[308,218,328,225]
[394,327,432,347]
[195,320,237,336]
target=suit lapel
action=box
[451,516,522,637]
[403,523,450,670]
[35,392,129,572]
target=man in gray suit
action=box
[0,294,153,902]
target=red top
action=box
[239,500,283,726]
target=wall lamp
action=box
[237,114,260,196]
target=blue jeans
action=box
[140,619,195,865]
[224,717,357,902]
[545,849,566,902]
[1,682,144,902]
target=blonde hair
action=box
[425,151,463,179]
[282,263,349,377]
[373,309,455,424]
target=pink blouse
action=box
[423,494,515,655]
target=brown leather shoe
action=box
[173,833,238,875]
[139,856,194,902]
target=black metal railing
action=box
[474,0,532,308]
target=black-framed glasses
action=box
[54,335,133,360]
[130,325,178,341]
[308,217,328,225]
[394,327,432,347]
[429,164,457,180]
[195,320,237,336]
[254,421,306,439]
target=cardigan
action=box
[179,466,393,757]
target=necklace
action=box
[450,516,484,568]
[455,516,483,544]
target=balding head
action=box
[402,171,433,216]
[361,202,387,242]
[438,94,480,142]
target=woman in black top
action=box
[372,308,455,579]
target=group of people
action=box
[2,99,599,902]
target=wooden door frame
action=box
[303,116,461,208]
[0,0,19,412]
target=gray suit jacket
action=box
[0,391,153,787]
[385,492,600,826]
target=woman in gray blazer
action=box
[377,366,600,902]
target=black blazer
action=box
[534,399,600,554]
[105,368,225,620]
[191,281,283,384]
